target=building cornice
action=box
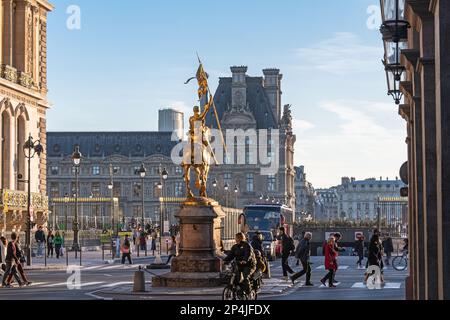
[35,0,54,11]
[406,0,433,18]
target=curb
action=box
[24,265,69,271]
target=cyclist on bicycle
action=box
[223,232,257,295]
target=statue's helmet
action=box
[193,106,200,113]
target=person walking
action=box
[355,235,365,269]
[382,234,394,266]
[277,227,295,280]
[364,234,384,284]
[14,236,31,286]
[290,232,313,286]
[320,236,337,288]
[54,231,63,259]
[332,233,345,284]
[35,226,46,258]
[0,236,7,277]
[166,236,177,264]
[47,230,54,258]
[2,233,20,287]
[151,229,157,253]
[294,232,306,266]
[139,230,147,251]
[121,235,133,265]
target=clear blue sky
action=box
[46,0,406,188]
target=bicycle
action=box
[392,250,408,271]
[222,261,261,300]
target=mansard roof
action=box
[47,132,178,158]
[205,76,279,130]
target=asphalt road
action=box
[0,256,407,300]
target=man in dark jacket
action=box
[382,234,394,266]
[2,233,20,287]
[35,226,46,257]
[250,232,264,258]
[277,227,295,280]
[355,235,365,269]
[224,233,256,294]
[290,232,313,286]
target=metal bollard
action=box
[80,247,82,266]
[133,266,146,292]
[44,243,47,267]
[102,245,104,261]
[66,246,69,266]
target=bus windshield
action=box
[245,209,281,231]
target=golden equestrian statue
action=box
[182,58,226,202]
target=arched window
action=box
[1,109,13,189]
[17,114,27,191]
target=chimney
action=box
[263,68,282,123]
[342,177,350,185]
[230,66,248,111]
[351,177,356,183]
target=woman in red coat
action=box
[321,236,337,287]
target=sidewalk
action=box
[23,250,168,271]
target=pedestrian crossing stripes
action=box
[351,282,402,289]
[81,264,137,271]
[315,265,349,270]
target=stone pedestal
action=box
[152,198,225,288]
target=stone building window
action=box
[224,173,232,186]
[50,166,59,175]
[175,182,183,197]
[92,166,100,176]
[133,182,142,197]
[133,205,141,218]
[113,166,121,175]
[91,183,101,197]
[50,183,59,198]
[113,182,121,198]
[175,166,183,175]
[267,175,276,192]
[246,174,254,192]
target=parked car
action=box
[248,230,277,261]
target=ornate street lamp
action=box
[71,145,82,254]
[108,163,115,234]
[224,183,229,207]
[380,0,409,41]
[212,178,218,200]
[22,134,43,266]
[380,0,410,105]
[137,164,147,227]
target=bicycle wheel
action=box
[392,256,407,271]
[222,286,235,300]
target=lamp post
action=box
[161,167,168,244]
[224,183,229,207]
[157,181,163,255]
[64,193,69,233]
[155,165,168,256]
[137,164,147,228]
[212,178,218,200]
[108,164,114,234]
[22,134,43,266]
[234,185,239,208]
[380,0,410,105]
[71,145,82,255]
